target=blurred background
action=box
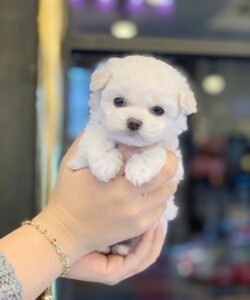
[0,0,250,299]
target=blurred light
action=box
[111,21,138,39]
[69,0,84,9]
[157,4,175,15]
[96,0,115,11]
[127,0,145,12]
[130,0,144,4]
[177,260,193,277]
[146,0,175,15]
[189,249,206,263]
[202,74,226,95]
[240,154,250,172]
[98,0,112,3]
[146,0,174,7]
[67,67,90,139]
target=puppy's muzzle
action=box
[127,118,142,131]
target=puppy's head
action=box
[90,56,197,147]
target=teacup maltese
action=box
[68,55,197,255]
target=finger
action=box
[141,151,178,193]
[135,202,167,237]
[93,226,156,285]
[66,252,106,281]
[138,182,177,211]
[120,224,158,276]
[117,223,160,281]
[123,222,165,279]
[95,224,160,285]
[126,182,176,236]
[135,223,165,274]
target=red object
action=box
[188,155,226,185]
[210,264,234,286]
[234,263,250,285]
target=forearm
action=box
[0,201,92,300]
[0,224,63,299]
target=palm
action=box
[68,251,129,284]
[66,223,164,285]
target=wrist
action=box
[0,225,64,299]
[33,203,88,264]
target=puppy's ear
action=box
[178,87,197,115]
[90,67,112,92]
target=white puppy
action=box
[68,55,197,255]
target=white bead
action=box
[56,245,62,253]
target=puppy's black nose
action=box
[127,118,142,131]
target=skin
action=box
[0,136,177,300]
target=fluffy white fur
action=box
[68,55,197,255]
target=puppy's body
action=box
[69,56,197,255]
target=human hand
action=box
[66,221,165,284]
[34,135,177,264]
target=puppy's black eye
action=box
[114,97,126,107]
[151,106,165,116]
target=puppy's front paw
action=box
[98,246,111,254]
[68,152,88,170]
[125,156,160,186]
[89,149,123,182]
[125,148,166,186]
[164,197,178,221]
[111,243,132,256]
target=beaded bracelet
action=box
[22,220,71,277]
